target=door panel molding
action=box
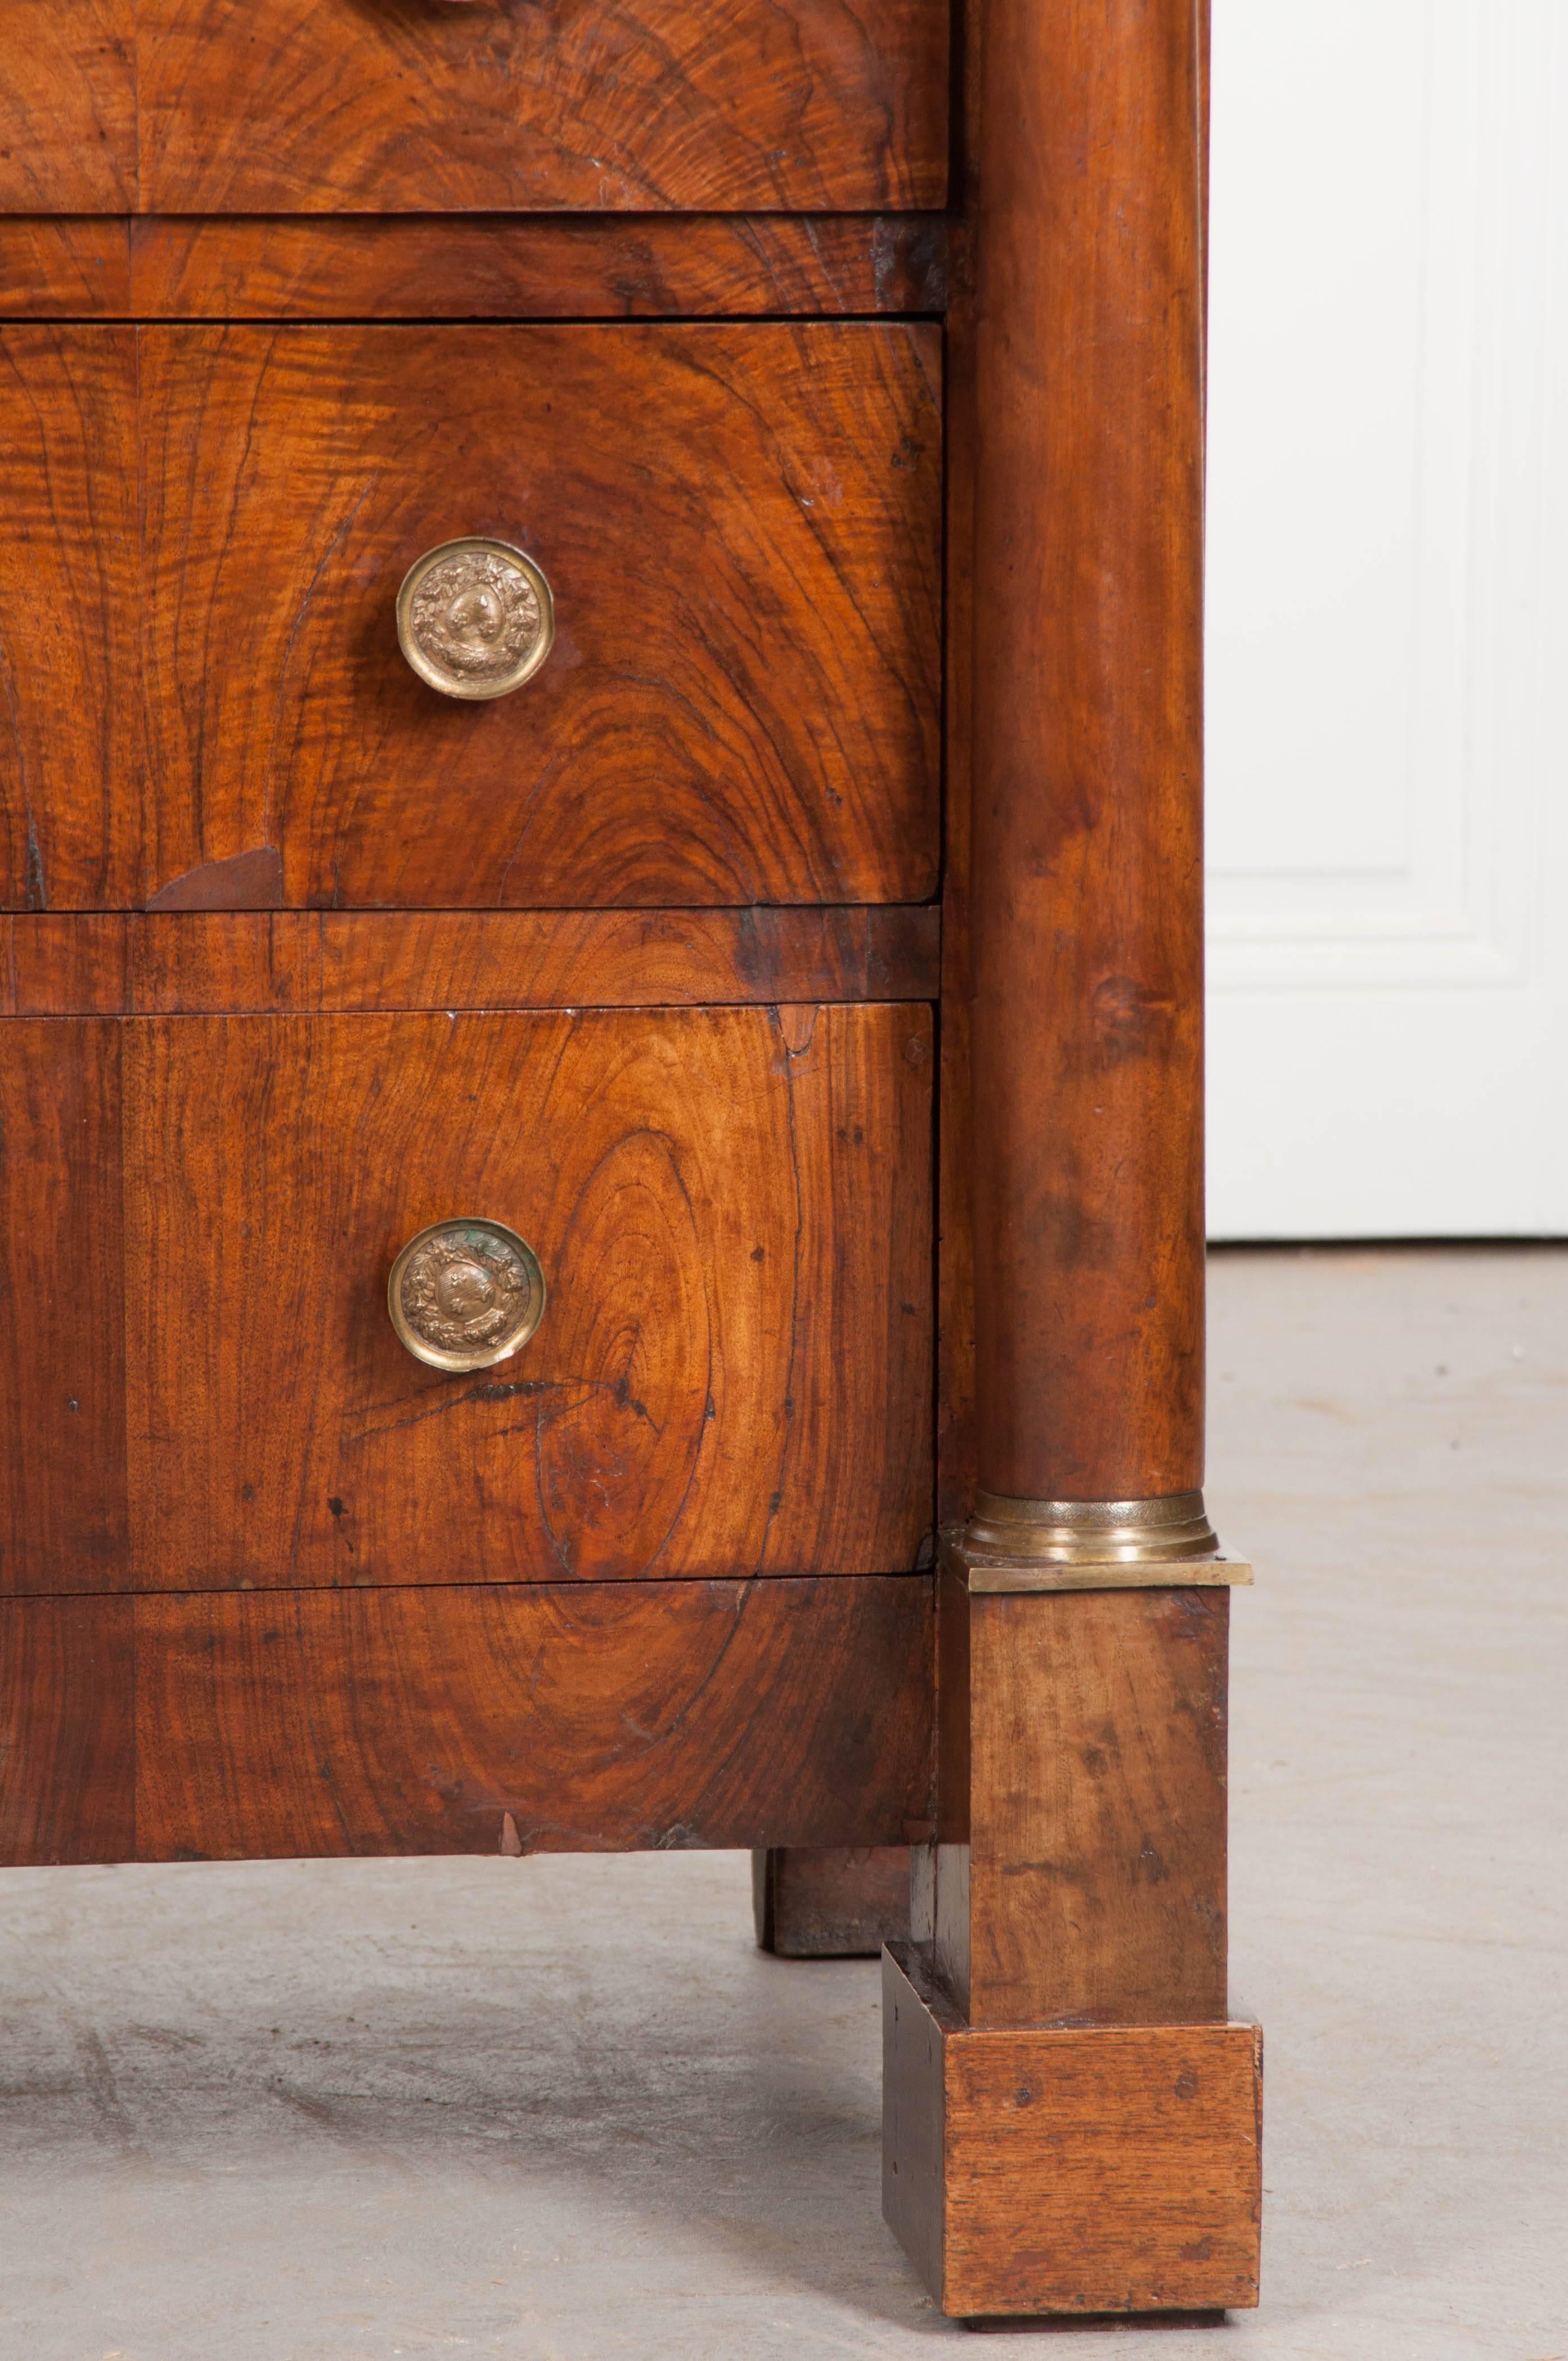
[1205,0,1567,1233]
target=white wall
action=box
[1204,0,1568,1237]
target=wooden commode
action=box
[0,0,1261,2323]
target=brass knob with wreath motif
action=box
[396,537,555,701]
[387,1218,546,1372]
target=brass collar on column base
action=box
[947,1490,1252,1594]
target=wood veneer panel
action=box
[0,917,131,1015]
[0,908,940,1015]
[0,1021,128,1591]
[0,1596,136,1862]
[122,214,950,321]
[120,1006,932,1591]
[133,1577,934,1861]
[0,3,136,215]
[136,0,947,216]
[304,908,942,1012]
[0,329,143,911]
[0,221,132,315]
[137,324,940,912]
[124,913,307,1013]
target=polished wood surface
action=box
[0,1024,127,1591]
[931,1577,1228,2027]
[138,0,947,215]
[0,3,134,214]
[0,908,939,1015]
[1,324,940,912]
[883,1948,1263,2318]
[125,1006,933,1590]
[0,1576,932,1865]
[0,214,948,322]
[0,0,944,217]
[0,327,143,910]
[137,322,939,910]
[967,0,1208,1498]
[937,223,978,1530]
[0,1595,136,1865]
[0,1006,932,1593]
[753,1844,911,1957]
[135,212,950,320]
[0,218,133,313]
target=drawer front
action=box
[0,323,940,912]
[0,1005,933,1592]
[0,1579,935,1865]
[2,0,947,216]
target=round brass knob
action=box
[396,537,555,701]
[387,1218,546,1372]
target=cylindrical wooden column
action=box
[886,9,1261,2313]
[969,0,1208,1509]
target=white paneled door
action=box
[1205,0,1568,1237]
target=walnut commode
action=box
[0,0,1259,2326]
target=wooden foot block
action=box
[753,1845,912,1956]
[882,1947,1262,2320]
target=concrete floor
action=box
[2,1246,1563,2359]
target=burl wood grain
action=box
[883,1949,1263,2319]
[127,214,949,321]
[0,215,950,324]
[137,322,939,909]
[0,328,143,912]
[0,1021,128,1589]
[0,2,135,214]
[931,1579,1228,2028]
[0,219,133,313]
[133,0,947,215]
[2,322,938,912]
[0,321,939,911]
[0,1575,932,1865]
[0,1004,932,1595]
[0,908,940,1016]
[967,0,1208,1497]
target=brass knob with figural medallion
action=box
[396,537,555,701]
[387,1218,546,1372]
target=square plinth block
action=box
[883,1946,1262,2320]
